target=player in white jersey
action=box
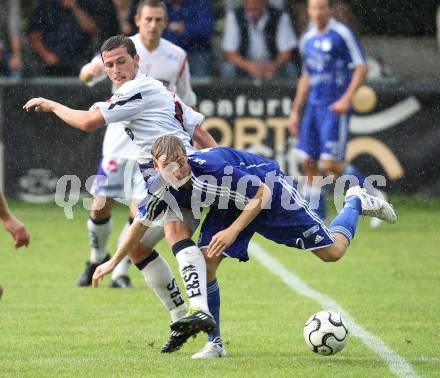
[77,0,198,289]
[24,34,217,352]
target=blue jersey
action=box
[139,147,282,223]
[138,147,334,260]
[300,18,366,105]
[189,147,282,213]
[140,147,319,228]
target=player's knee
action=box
[90,197,113,219]
[128,243,153,263]
[132,248,159,270]
[164,221,193,246]
[328,243,345,262]
[322,160,344,176]
[315,244,345,262]
[302,159,317,172]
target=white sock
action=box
[88,217,112,263]
[173,240,209,314]
[138,252,187,322]
[111,255,131,280]
[110,221,132,280]
[117,220,131,247]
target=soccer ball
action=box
[303,311,348,355]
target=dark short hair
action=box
[137,0,168,17]
[100,35,137,59]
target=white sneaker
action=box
[191,339,227,359]
[370,190,387,229]
[345,186,397,224]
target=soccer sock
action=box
[329,195,362,242]
[111,218,133,280]
[88,217,112,263]
[172,239,209,314]
[111,256,131,280]
[306,185,327,221]
[135,250,187,322]
[207,279,221,343]
[117,217,134,246]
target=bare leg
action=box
[312,233,349,262]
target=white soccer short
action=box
[139,208,199,248]
[90,155,146,201]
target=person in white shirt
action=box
[24,34,217,353]
[221,0,299,80]
[77,0,198,290]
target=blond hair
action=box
[151,135,186,166]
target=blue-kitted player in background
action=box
[288,0,385,227]
[92,134,397,358]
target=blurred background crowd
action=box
[0,0,438,81]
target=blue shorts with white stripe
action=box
[197,178,335,261]
[297,103,351,161]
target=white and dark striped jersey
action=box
[138,147,309,227]
[86,36,197,159]
[95,74,203,165]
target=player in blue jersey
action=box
[92,134,397,358]
[288,0,382,225]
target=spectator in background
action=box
[0,0,24,77]
[221,0,298,81]
[28,0,98,76]
[113,0,135,35]
[162,0,214,79]
[89,1,120,51]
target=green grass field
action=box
[1,198,439,377]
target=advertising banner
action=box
[1,80,439,200]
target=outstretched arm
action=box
[207,182,271,257]
[92,219,148,287]
[0,192,30,249]
[23,97,105,132]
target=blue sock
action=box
[329,196,361,242]
[207,279,221,343]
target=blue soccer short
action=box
[296,103,351,161]
[197,205,335,262]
